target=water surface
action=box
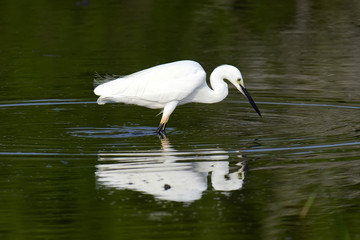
[1,1,359,239]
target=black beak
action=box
[240,85,262,117]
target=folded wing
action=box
[94,60,206,108]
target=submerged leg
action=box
[156,122,167,137]
[155,101,178,135]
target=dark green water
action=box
[1,1,360,239]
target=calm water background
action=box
[1,0,360,239]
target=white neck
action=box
[199,67,229,104]
[187,66,234,104]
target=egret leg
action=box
[155,101,178,135]
[156,122,167,137]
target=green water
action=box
[1,0,360,239]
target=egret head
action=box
[219,65,262,117]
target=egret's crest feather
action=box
[94,73,121,87]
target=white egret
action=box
[94,60,261,134]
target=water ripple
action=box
[0,99,94,108]
[1,99,358,109]
[69,126,157,138]
[244,141,360,153]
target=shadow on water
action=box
[95,137,245,202]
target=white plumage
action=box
[94,60,261,135]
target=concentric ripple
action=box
[0,98,359,154]
[0,98,359,202]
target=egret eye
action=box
[237,78,241,84]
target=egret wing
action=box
[94,61,206,107]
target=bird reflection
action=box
[95,137,245,202]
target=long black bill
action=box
[240,85,262,117]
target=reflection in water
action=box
[95,138,245,202]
